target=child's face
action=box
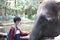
[15,21,21,25]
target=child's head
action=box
[13,16,21,25]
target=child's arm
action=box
[10,27,14,40]
[20,29,29,36]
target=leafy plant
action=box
[25,14,36,20]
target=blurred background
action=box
[0,0,43,33]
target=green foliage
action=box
[7,0,37,20]
[25,14,36,20]
[0,0,38,20]
[31,5,37,10]
[7,0,38,10]
[15,2,23,8]
[0,0,6,9]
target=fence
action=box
[0,32,29,40]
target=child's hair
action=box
[13,16,21,23]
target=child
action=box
[7,16,29,40]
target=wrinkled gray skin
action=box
[29,1,60,40]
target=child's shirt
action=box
[7,26,28,40]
